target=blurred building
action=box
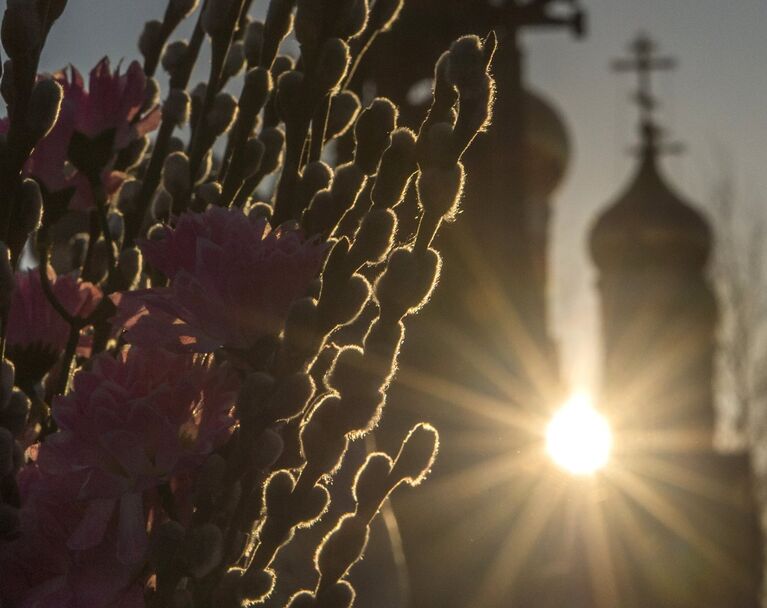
[586,34,762,607]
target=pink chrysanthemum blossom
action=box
[0,467,144,608]
[6,267,102,388]
[0,59,159,211]
[35,347,238,565]
[115,207,328,353]
[73,58,160,150]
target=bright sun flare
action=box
[546,393,612,475]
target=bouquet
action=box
[0,0,495,606]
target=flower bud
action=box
[19,178,42,235]
[117,179,142,214]
[300,412,348,475]
[27,78,63,142]
[248,201,273,221]
[316,38,350,95]
[143,77,161,115]
[184,523,224,578]
[120,135,150,170]
[2,0,43,59]
[354,98,397,175]
[244,20,264,66]
[162,151,191,199]
[317,581,355,608]
[376,247,441,317]
[118,247,143,290]
[201,0,236,39]
[287,592,316,608]
[207,92,238,136]
[447,35,486,95]
[294,0,322,50]
[326,90,360,141]
[262,0,294,68]
[353,452,393,508]
[162,40,189,78]
[195,181,222,208]
[138,20,163,60]
[392,422,439,486]
[335,0,368,39]
[258,127,285,175]
[372,127,417,208]
[224,40,246,79]
[240,67,272,117]
[0,242,15,315]
[163,88,191,126]
[264,469,295,516]
[276,70,305,125]
[242,137,265,177]
[152,188,173,222]
[417,162,465,220]
[294,483,330,528]
[107,210,124,245]
[240,568,276,603]
[350,208,396,265]
[315,514,369,585]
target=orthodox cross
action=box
[612,33,682,154]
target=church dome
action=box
[589,147,712,270]
[522,89,571,200]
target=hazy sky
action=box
[15,0,767,394]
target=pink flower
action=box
[115,207,328,353]
[0,59,159,211]
[6,267,102,387]
[35,347,237,565]
[73,58,160,150]
[0,465,145,608]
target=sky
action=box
[12,0,767,395]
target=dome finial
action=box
[611,32,682,158]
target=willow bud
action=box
[353,453,393,508]
[162,151,191,199]
[417,162,465,220]
[327,90,360,140]
[244,20,264,66]
[19,179,42,234]
[162,40,188,78]
[316,38,350,95]
[354,98,397,175]
[262,0,294,68]
[224,41,246,79]
[195,181,222,208]
[201,0,236,39]
[207,93,238,136]
[375,247,441,317]
[392,423,439,486]
[27,78,63,142]
[2,0,43,58]
[138,20,163,60]
[242,137,265,177]
[258,127,285,175]
[118,247,143,290]
[317,581,355,608]
[316,515,369,585]
[163,88,191,126]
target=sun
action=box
[546,393,612,475]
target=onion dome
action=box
[589,128,711,270]
[522,88,571,200]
